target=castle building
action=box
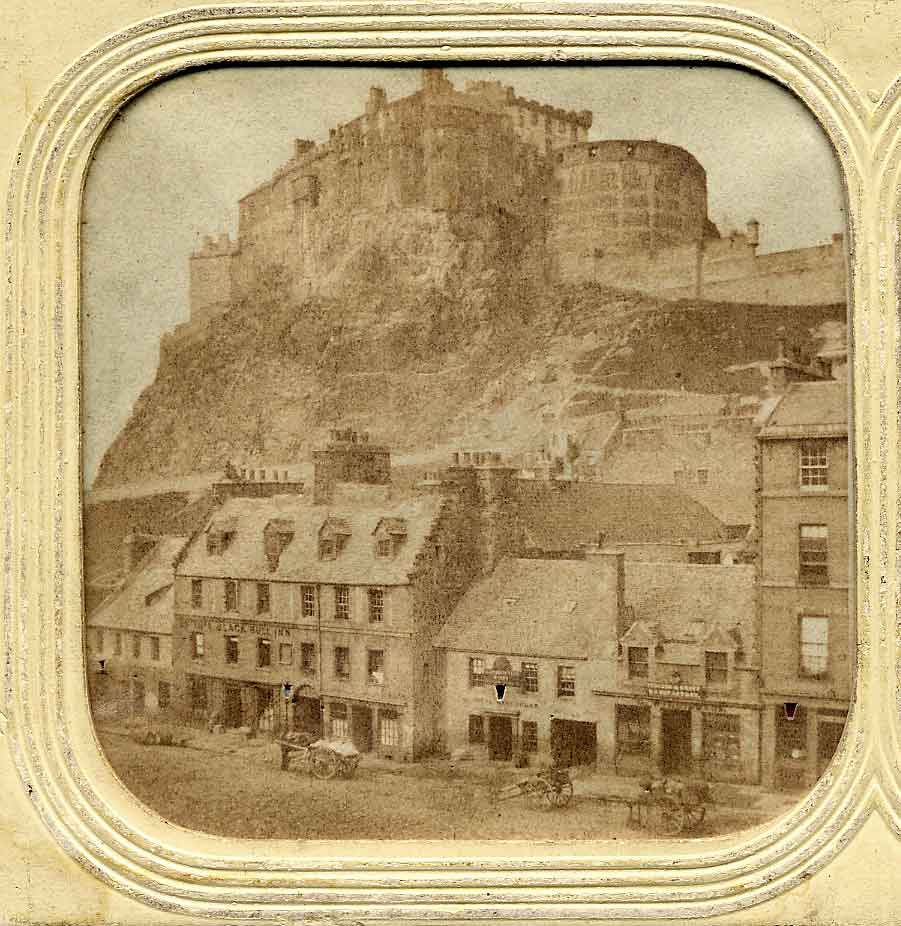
[182,68,846,339]
[169,433,480,758]
[755,381,851,790]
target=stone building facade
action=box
[435,553,762,783]
[87,535,188,719]
[183,68,846,336]
[756,381,851,790]
[169,434,480,759]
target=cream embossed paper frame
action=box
[3,1,899,920]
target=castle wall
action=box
[188,236,235,322]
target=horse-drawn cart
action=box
[594,777,710,835]
[277,733,360,779]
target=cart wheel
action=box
[551,779,574,808]
[652,801,686,836]
[685,805,706,830]
[531,782,552,810]
[311,751,338,780]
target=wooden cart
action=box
[491,767,575,810]
[594,777,710,835]
[277,734,361,779]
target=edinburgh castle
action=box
[186,67,846,335]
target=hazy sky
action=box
[81,64,846,489]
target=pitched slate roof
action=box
[176,491,445,585]
[623,561,757,657]
[434,557,616,659]
[759,381,848,438]
[510,481,727,552]
[88,535,188,634]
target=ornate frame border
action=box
[3,2,897,919]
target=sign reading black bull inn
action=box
[187,617,293,638]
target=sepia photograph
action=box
[80,63,852,841]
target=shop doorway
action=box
[223,685,242,728]
[351,705,374,752]
[488,715,514,761]
[817,719,845,776]
[550,718,597,767]
[661,709,692,774]
[293,696,322,736]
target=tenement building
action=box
[756,380,851,789]
[597,561,760,783]
[170,432,479,759]
[435,551,760,782]
[87,534,188,718]
[434,552,626,767]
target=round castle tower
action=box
[549,140,717,284]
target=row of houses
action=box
[87,373,850,792]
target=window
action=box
[627,646,649,679]
[616,704,651,756]
[521,720,538,753]
[149,636,160,662]
[279,643,293,665]
[799,525,829,585]
[132,634,141,659]
[367,649,385,684]
[379,709,400,747]
[800,439,829,488]
[319,539,336,560]
[703,713,741,767]
[256,582,270,614]
[257,637,272,668]
[114,632,122,656]
[468,714,484,744]
[191,578,203,609]
[158,681,171,710]
[800,616,829,677]
[225,635,239,664]
[93,629,104,653]
[376,539,392,558]
[224,579,238,612]
[697,468,708,485]
[469,657,486,687]
[334,585,350,620]
[301,585,316,619]
[368,587,384,623]
[300,642,316,672]
[191,631,204,658]
[330,702,348,739]
[557,665,576,697]
[705,651,728,686]
[520,662,539,693]
[334,646,350,678]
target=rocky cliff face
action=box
[93,262,845,493]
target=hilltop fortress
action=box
[186,68,846,331]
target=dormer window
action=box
[319,518,351,561]
[206,518,237,556]
[263,518,295,571]
[373,518,408,558]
